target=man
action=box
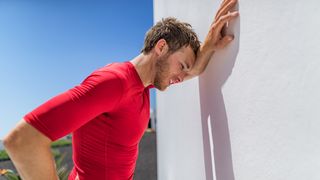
[3,0,239,179]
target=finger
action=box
[215,0,238,21]
[215,11,239,32]
[214,0,237,20]
[220,0,232,10]
[217,35,234,49]
[214,0,232,20]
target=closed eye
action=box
[180,63,184,70]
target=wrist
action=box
[197,45,215,61]
[198,44,215,56]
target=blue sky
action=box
[0,1,154,139]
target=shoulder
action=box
[83,63,127,83]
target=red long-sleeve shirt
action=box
[23,61,152,179]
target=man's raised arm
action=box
[185,0,239,80]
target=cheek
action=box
[170,64,182,77]
[168,63,180,76]
[160,54,181,79]
[156,59,170,81]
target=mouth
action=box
[169,79,180,85]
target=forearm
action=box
[3,120,59,180]
[191,45,215,76]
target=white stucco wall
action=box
[155,0,320,180]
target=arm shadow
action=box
[199,4,240,180]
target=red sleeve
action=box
[23,71,124,141]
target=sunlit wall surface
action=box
[155,0,320,180]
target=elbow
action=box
[3,136,9,147]
[3,133,14,148]
[3,137,14,155]
[3,130,22,151]
[4,120,52,151]
[3,121,31,150]
[3,137,9,149]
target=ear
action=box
[154,39,168,56]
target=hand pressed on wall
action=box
[187,0,239,77]
[202,0,239,52]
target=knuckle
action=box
[221,15,229,21]
[217,18,223,25]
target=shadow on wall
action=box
[199,3,240,180]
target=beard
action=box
[154,53,170,91]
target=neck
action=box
[130,53,156,87]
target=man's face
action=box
[154,45,196,91]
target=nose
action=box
[177,72,187,82]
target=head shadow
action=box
[198,4,240,180]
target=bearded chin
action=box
[154,73,166,91]
[153,66,166,91]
